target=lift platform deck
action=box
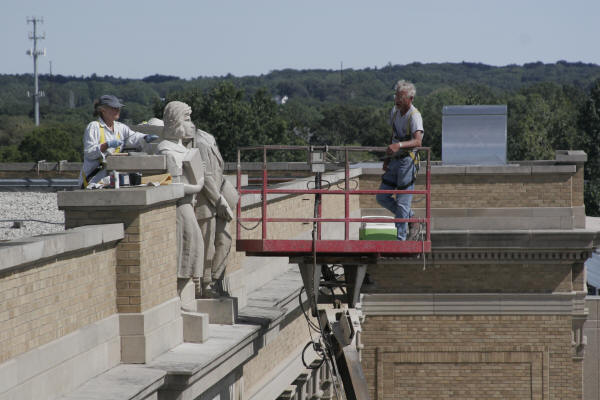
[235,145,432,258]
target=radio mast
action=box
[26,17,46,126]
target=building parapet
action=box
[57,184,184,209]
[0,223,123,271]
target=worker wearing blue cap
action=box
[79,95,159,187]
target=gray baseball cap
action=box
[99,94,125,108]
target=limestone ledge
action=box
[57,184,184,209]
[0,223,123,271]
[361,163,577,176]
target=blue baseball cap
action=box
[99,94,125,108]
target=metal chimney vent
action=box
[442,105,507,165]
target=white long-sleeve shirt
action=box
[78,117,147,186]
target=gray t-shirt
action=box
[389,104,424,143]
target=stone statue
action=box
[194,128,237,298]
[156,102,205,297]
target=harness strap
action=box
[391,107,418,142]
[99,122,122,154]
[381,176,415,191]
[82,164,104,188]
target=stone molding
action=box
[376,248,593,265]
[363,205,587,230]
[361,293,580,315]
[105,155,166,173]
[556,150,587,163]
[246,341,318,400]
[0,315,120,400]
[430,249,592,264]
[0,223,123,272]
[119,297,183,364]
[360,163,577,177]
[57,184,184,209]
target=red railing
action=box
[235,145,431,256]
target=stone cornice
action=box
[57,184,184,209]
[359,163,578,177]
[0,223,124,272]
[376,248,593,265]
[360,292,583,316]
[432,230,597,249]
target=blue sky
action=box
[1,0,598,79]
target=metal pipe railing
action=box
[236,145,431,244]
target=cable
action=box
[237,220,261,231]
[0,219,63,225]
[316,311,344,400]
[302,341,326,370]
[299,287,321,332]
[306,179,331,190]
[334,178,359,191]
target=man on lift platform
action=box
[376,80,424,241]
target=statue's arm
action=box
[183,177,204,195]
[198,147,221,206]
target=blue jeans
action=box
[376,157,415,240]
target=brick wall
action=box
[361,258,585,399]
[0,247,117,364]
[573,165,584,207]
[138,204,178,311]
[367,263,574,293]
[359,172,577,209]
[65,203,177,313]
[361,315,578,399]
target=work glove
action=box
[106,139,123,148]
[216,195,233,222]
[144,134,159,143]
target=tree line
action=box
[1,61,600,213]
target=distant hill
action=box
[2,61,600,119]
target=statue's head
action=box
[163,101,195,140]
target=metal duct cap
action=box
[442,105,507,165]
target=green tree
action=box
[577,79,600,215]
[417,87,467,159]
[314,104,388,148]
[195,83,252,161]
[0,145,20,162]
[17,125,81,162]
[507,93,554,160]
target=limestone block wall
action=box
[0,247,118,364]
[238,195,315,241]
[65,203,177,313]
[242,315,314,397]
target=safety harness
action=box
[82,123,121,187]
[382,107,420,190]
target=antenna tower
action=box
[26,17,46,126]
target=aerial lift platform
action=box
[235,145,432,400]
